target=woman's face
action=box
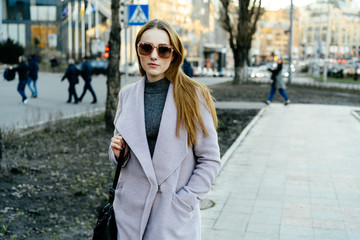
[138,28,173,82]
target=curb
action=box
[219,107,266,172]
[15,107,105,136]
[351,110,360,122]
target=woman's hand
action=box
[110,133,129,160]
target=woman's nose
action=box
[150,47,158,60]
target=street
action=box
[0,71,231,130]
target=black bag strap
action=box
[112,147,126,190]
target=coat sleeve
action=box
[108,86,133,166]
[61,68,69,81]
[177,93,221,209]
[108,89,123,165]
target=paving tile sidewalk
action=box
[201,103,360,240]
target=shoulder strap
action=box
[112,148,126,190]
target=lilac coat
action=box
[108,77,221,240]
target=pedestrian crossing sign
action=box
[128,4,149,26]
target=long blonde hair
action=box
[135,19,217,146]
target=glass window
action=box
[30,5,56,21]
[7,0,28,20]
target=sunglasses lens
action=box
[139,43,153,56]
[158,46,172,59]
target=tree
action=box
[105,0,121,132]
[0,39,25,64]
[219,0,263,84]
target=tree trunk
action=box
[232,49,249,84]
[105,0,121,132]
[233,65,248,84]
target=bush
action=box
[0,39,25,64]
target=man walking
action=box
[12,56,30,104]
[61,59,80,104]
[79,56,97,104]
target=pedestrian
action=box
[108,19,221,239]
[354,61,358,81]
[79,56,97,104]
[265,59,291,105]
[11,56,30,104]
[61,59,80,104]
[50,56,58,73]
[27,54,39,98]
[182,57,193,77]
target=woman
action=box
[109,19,221,239]
[28,54,39,98]
[265,60,291,105]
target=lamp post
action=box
[0,0,2,41]
[288,0,294,83]
[323,0,331,82]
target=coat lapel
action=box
[115,77,156,184]
[152,83,188,184]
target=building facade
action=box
[301,0,360,60]
[1,0,113,61]
[0,0,228,71]
[251,0,360,65]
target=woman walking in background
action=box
[28,54,39,98]
[265,59,291,105]
[108,19,221,239]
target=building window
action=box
[30,6,57,21]
[331,29,337,44]
[321,33,326,42]
[307,33,312,43]
[7,0,28,20]
[2,23,26,46]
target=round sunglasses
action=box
[137,42,174,59]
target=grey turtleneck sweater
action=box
[144,77,170,158]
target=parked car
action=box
[192,66,203,77]
[90,60,108,75]
[75,59,107,75]
[120,62,140,76]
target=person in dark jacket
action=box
[265,60,290,105]
[12,56,30,104]
[61,59,80,104]
[79,56,97,104]
[50,56,58,73]
[182,57,193,77]
[27,54,39,98]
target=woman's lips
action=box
[148,63,159,68]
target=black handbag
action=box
[3,68,15,81]
[93,148,126,240]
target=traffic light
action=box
[104,44,109,58]
[120,2,126,27]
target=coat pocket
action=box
[172,192,193,214]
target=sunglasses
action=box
[137,42,174,59]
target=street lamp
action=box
[288,0,293,84]
[323,0,331,82]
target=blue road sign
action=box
[128,4,149,26]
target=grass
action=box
[310,74,360,84]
